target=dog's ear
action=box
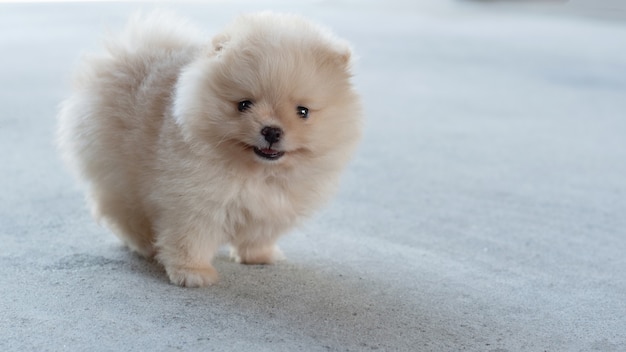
[211,32,229,54]
[318,42,353,72]
[334,45,352,67]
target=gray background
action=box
[1,1,625,351]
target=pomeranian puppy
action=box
[57,11,362,287]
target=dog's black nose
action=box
[261,126,282,144]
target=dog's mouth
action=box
[253,147,285,161]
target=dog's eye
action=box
[296,106,309,119]
[237,100,253,112]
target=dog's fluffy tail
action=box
[103,10,205,55]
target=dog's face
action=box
[174,14,362,172]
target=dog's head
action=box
[174,13,362,173]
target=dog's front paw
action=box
[165,265,219,287]
[231,245,285,265]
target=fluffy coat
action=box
[57,11,362,287]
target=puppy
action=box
[57,11,362,287]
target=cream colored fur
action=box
[57,11,362,287]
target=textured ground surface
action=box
[1,1,625,351]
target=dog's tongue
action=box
[253,146,285,160]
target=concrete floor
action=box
[1,1,625,351]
